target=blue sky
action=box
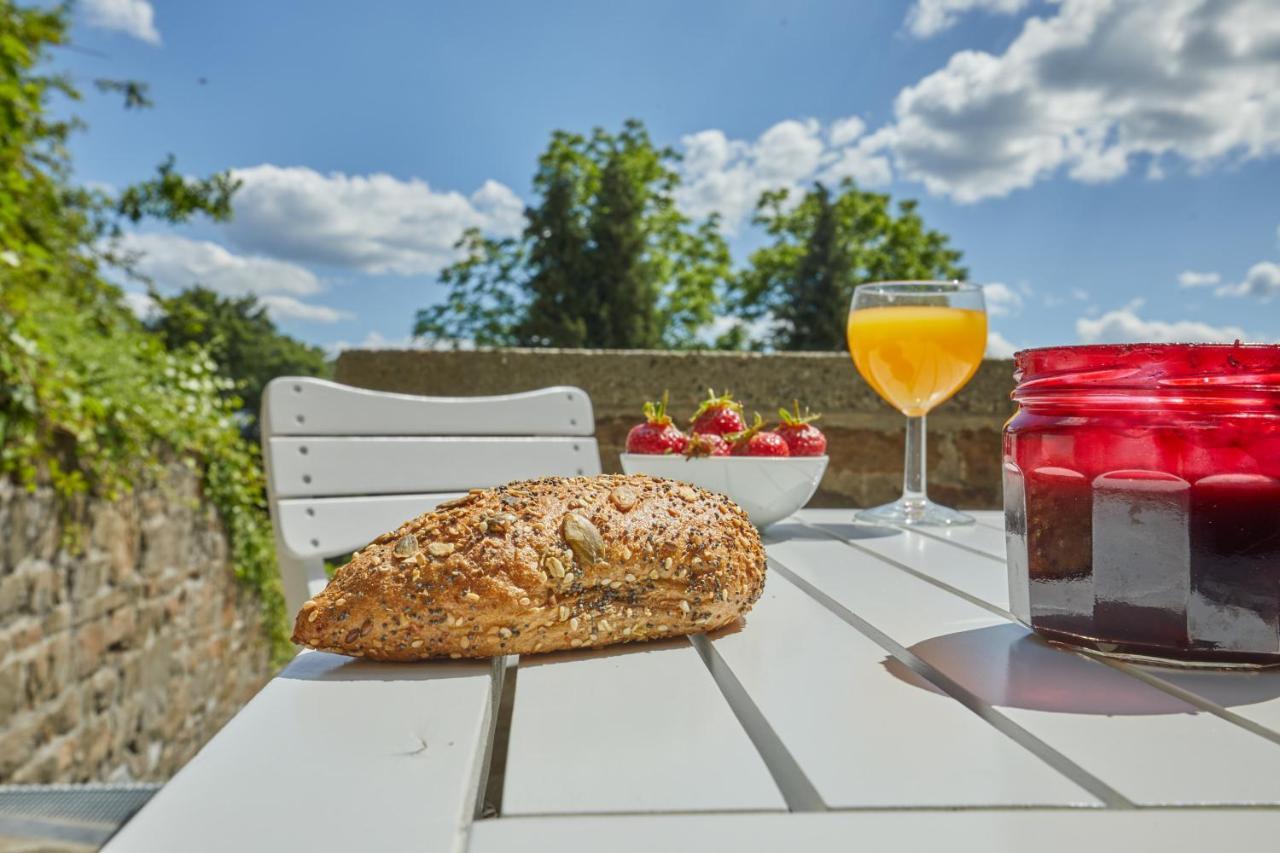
[59,0,1280,354]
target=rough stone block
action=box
[0,573,25,618]
[91,500,140,582]
[0,658,23,724]
[89,667,119,712]
[0,717,39,778]
[74,620,107,679]
[69,552,110,604]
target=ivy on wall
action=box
[0,280,293,663]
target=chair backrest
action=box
[260,377,601,615]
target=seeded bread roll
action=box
[292,473,766,660]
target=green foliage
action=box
[0,2,290,662]
[733,180,968,351]
[416,119,731,349]
[147,287,331,436]
[0,281,291,660]
[92,78,153,110]
[113,155,240,225]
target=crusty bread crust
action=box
[291,474,766,660]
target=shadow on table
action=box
[278,650,491,682]
[883,623,1280,715]
[764,521,901,544]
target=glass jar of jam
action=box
[1004,344,1280,667]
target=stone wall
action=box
[334,348,1017,509]
[0,466,275,784]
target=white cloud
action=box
[119,232,322,296]
[259,296,352,324]
[983,282,1024,316]
[116,233,349,323]
[1070,288,1090,301]
[829,117,867,147]
[986,330,1020,358]
[1178,270,1221,288]
[327,331,416,357]
[81,0,160,45]
[1076,300,1251,344]
[122,290,156,320]
[906,0,1031,38]
[701,313,780,348]
[1178,236,1280,299]
[326,330,474,357]
[676,117,891,234]
[1215,261,1280,300]
[880,0,1280,202]
[223,166,524,275]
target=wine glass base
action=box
[856,497,975,527]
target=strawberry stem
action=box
[642,390,674,426]
[726,412,765,451]
[690,388,743,423]
[778,399,821,426]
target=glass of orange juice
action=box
[847,281,987,526]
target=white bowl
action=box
[619,453,829,529]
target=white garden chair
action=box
[260,377,601,616]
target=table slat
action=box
[769,534,1280,805]
[790,513,1012,610]
[501,640,785,815]
[706,571,1098,807]
[105,652,494,853]
[468,810,1280,853]
[801,509,1008,560]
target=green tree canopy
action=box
[732,180,967,351]
[146,287,331,434]
[415,119,731,349]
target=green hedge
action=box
[0,276,292,663]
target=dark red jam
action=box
[1004,344,1280,666]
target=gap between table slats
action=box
[689,634,826,812]
[473,656,516,820]
[798,516,1280,750]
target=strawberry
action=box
[625,391,688,455]
[776,401,827,457]
[727,413,790,457]
[689,389,746,436]
[684,432,730,458]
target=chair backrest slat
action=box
[260,377,602,616]
[264,379,594,436]
[267,436,600,498]
[275,493,465,560]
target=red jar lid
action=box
[1013,343,1280,407]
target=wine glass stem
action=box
[902,414,927,508]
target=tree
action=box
[733,180,967,351]
[146,288,331,434]
[415,120,730,349]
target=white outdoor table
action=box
[105,510,1280,852]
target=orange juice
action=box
[847,306,987,416]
